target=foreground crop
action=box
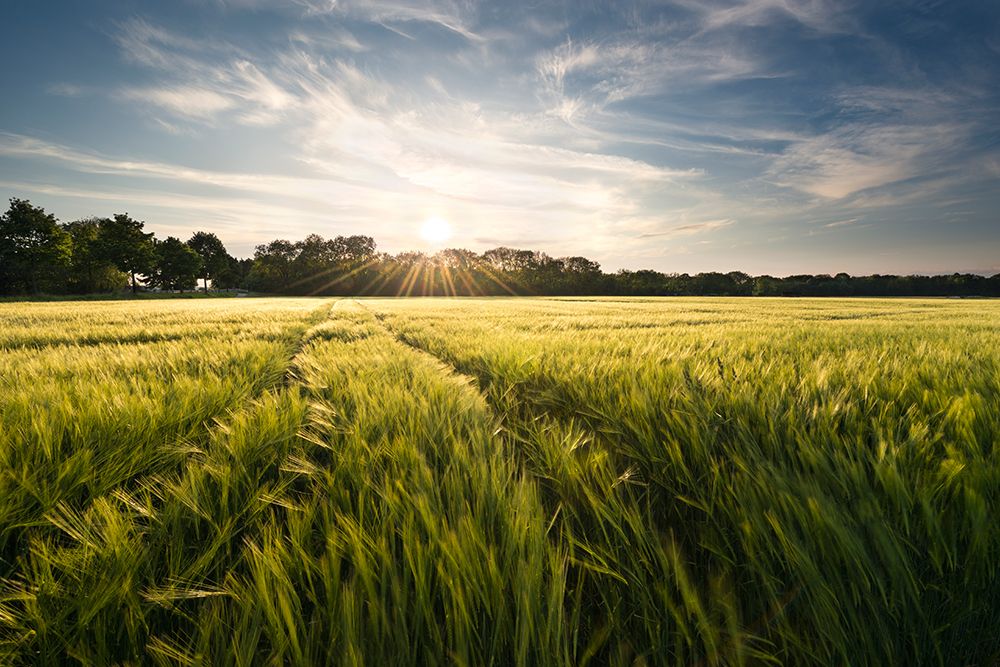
[1,297,997,665]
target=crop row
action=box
[0,297,997,665]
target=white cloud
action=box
[334,0,483,42]
[224,0,484,40]
[762,80,977,200]
[686,0,856,36]
[823,217,858,228]
[6,1,995,275]
[289,28,367,53]
[113,18,209,70]
[638,218,736,239]
[113,18,298,127]
[121,86,235,119]
[2,14,764,262]
[536,34,761,118]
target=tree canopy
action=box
[0,198,72,294]
[187,231,230,292]
[63,218,128,293]
[150,236,203,291]
[93,213,156,294]
[1,197,998,298]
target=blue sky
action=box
[1,0,998,275]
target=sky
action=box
[1,0,998,275]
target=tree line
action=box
[2,198,998,297]
[0,199,239,295]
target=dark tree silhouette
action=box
[187,231,232,293]
[150,237,203,291]
[0,198,72,294]
[246,239,297,293]
[64,218,128,294]
[94,214,156,294]
[1,197,998,298]
[213,257,253,290]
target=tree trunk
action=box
[204,276,209,293]
[131,271,137,295]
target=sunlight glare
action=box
[420,216,452,245]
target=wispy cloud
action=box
[638,218,735,239]
[225,0,483,40]
[823,218,858,228]
[121,86,235,120]
[0,132,351,198]
[2,0,997,274]
[535,33,762,123]
[333,0,484,42]
[288,27,367,53]
[689,0,856,36]
[70,20,710,257]
[765,82,976,200]
[113,18,298,127]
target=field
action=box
[1,297,998,665]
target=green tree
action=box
[559,256,603,294]
[187,231,232,292]
[247,239,297,293]
[213,257,251,290]
[0,198,72,294]
[95,214,156,294]
[63,218,128,293]
[151,236,203,291]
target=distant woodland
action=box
[2,198,998,297]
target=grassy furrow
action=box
[2,296,998,665]
[192,300,568,665]
[1,300,568,665]
[368,297,1000,665]
[0,299,330,661]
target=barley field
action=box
[0,297,998,666]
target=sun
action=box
[419,216,452,245]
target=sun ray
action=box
[440,264,458,296]
[476,263,522,296]
[361,262,404,296]
[304,257,383,296]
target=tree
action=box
[64,218,127,293]
[291,234,339,293]
[726,271,753,295]
[481,247,521,273]
[0,198,72,294]
[187,231,232,293]
[334,235,377,264]
[95,214,156,294]
[151,236,203,291]
[613,269,668,295]
[560,256,603,294]
[247,239,297,293]
[330,235,377,294]
[211,256,248,290]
